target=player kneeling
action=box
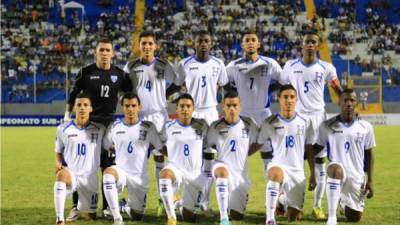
[102,93,163,225]
[53,93,105,225]
[314,89,375,225]
[251,85,316,225]
[207,92,259,225]
[158,94,209,225]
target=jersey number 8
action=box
[183,144,190,156]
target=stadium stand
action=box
[1,0,399,105]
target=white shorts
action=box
[111,166,148,213]
[193,107,219,126]
[299,110,327,158]
[66,168,98,213]
[267,163,306,211]
[140,109,168,133]
[163,164,205,211]
[240,108,272,127]
[327,162,366,212]
[212,162,250,214]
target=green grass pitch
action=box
[1,126,399,225]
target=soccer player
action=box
[314,89,375,225]
[54,93,105,225]
[64,37,132,220]
[283,30,342,219]
[176,30,228,212]
[158,93,208,225]
[123,30,178,215]
[207,92,258,225]
[226,30,287,174]
[102,93,163,225]
[252,84,316,225]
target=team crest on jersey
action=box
[139,130,147,140]
[91,133,99,143]
[241,128,249,138]
[355,132,364,144]
[111,75,118,83]
[314,72,323,83]
[195,129,203,139]
[212,67,219,77]
[296,125,305,136]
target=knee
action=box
[315,157,325,164]
[267,166,283,182]
[230,210,244,220]
[159,168,175,180]
[103,167,118,181]
[345,206,362,222]
[129,209,144,221]
[287,207,301,221]
[327,164,343,179]
[214,167,228,178]
[56,169,70,182]
[153,155,164,163]
[261,151,273,159]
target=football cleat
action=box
[312,207,326,220]
[55,221,65,225]
[326,217,337,225]
[113,218,124,225]
[166,218,177,225]
[220,218,231,225]
[103,208,113,220]
[266,219,277,225]
[66,207,79,222]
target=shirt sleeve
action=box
[326,63,338,83]
[316,123,328,147]
[205,125,216,149]
[67,69,85,105]
[257,122,270,145]
[150,123,163,150]
[364,122,376,150]
[305,118,316,145]
[165,61,177,83]
[123,62,130,74]
[217,62,229,86]
[55,125,64,153]
[102,125,113,150]
[270,59,286,85]
[281,61,292,85]
[175,61,186,86]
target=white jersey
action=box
[226,56,286,112]
[207,117,258,173]
[176,55,228,109]
[161,118,208,172]
[284,58,338,113]
[55,121,105,176]
[317,116,376,180]
[123,58,176,114]
[103,119,163,179]
[257,113,314,173]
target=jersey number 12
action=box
[101,85,110,97]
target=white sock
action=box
[326,177,341,221]
[262,158,272,174]
[159,178,176,219]
[215,178,229,220]
[54,181,67,222]
[103,174,122,221]
[201,159,213,209]
[155,161,165,198]
[314,162,326,208]
[266,180,280,222]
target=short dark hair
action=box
[195,30,211,38]
[242,30,259,40]
[75,92,91,104]
[278,84,297,96]
[139,30,156,42]
[340,88,356,97]
[96,36,113,46]
[121,92,141,106]
[224,91,239,100]
[303,29,322,42]
[175,93,194,105]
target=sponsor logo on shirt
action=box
[111,75,118,83]
[134,70,144,73]
[294,70,303,74]
[189,67,198,71]
[68,134,78,138]
[172,131,182,135]
[116,131,125,134]
[333,130,343,133]
[239,68,248,72]
[90,76,100,79]
[274,126,284,130]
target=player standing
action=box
[64,37,132,220]
[207,92,259,225]
[102,93,163,225]
[314,89,375,225]
[54,93,105,225]
[283,30,342,219]
[176,30,228,213]
[158,94,208,225]
[252,84,316,225]
[226,30,287,173]
[123,30,178,215]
